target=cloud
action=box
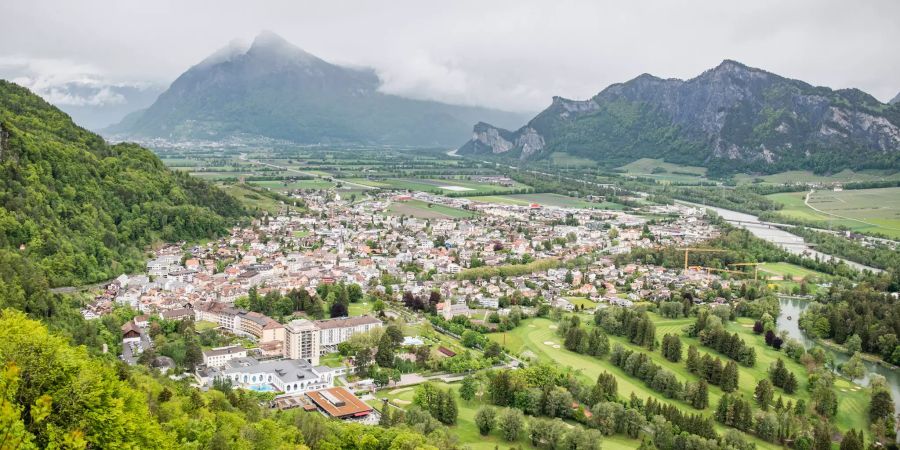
[0,56,150,107]
[0,0,898,111]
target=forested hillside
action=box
[0,310,450,449]
[0,80,245,288]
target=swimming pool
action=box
[248,384,276,392]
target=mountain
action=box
[0,80,244,288]
[890,91,900,105]
[459,60,900,175]
[108,32,527,146]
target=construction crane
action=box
[676,247,727,271]
[729,262,763,281]
[688,265,744,281]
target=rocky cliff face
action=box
[459,60,900,174]
[891,91,900,105]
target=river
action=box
[777,297,900,414]
[676,201,881,273]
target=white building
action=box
[203,345,247,368]
[315,315,382,354]
[212,357,334,397]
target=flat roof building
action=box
[305,387,373,419]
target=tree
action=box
[498,408,524,441]
[841,353,866,380]
[720,361,739,393]
[483,341,502,360]
[845,334,862,355]
[690,379,709,409]
[839,429,864,450]
[869,388,895,422]
[813,421,832,450]
[354,348,372,377]
[375,333,395,368]
[662,334,682,362]
[461,330,480,348]
[755,379,774,410]
[459,375,478,402]
[378,400,392,427]
[475,406,496,436]
[385,325,404,347]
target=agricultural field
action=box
[489,315,870,445]
[549,152,599,168]
[734,169,900,185]
[342,177,530,194]
[219,184,296,215]
[247,178,337,191]
[768,187,900,238]
[386,199,478,219]
[467,193,623,209]
[616,158,712,184]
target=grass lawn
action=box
[564,297,598,310]
[758,262,829,281]
[351,177,530,194]
[387,199,478,219]
[196,320,219,332]
[490,315,870,447]
[348,301,373,317]
[318,353,347,368]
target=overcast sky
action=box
[2,0,898,113]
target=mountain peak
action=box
[250,30,290,50]
[247,31,319,64]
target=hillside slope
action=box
[108,32,528,146]
[0,80,244,287]
[459,60,900,175]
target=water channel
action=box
[777,296,900,414]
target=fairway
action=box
[768,187,900,238]
[386,199,478,219]
[491,315,870,444]
[378,380,643,450]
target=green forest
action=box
[0,80,245,288]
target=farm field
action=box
[549,152,599,168]
[490,315,869,444]
[735,169,900,185]
[343,177,530,194]
[219,183,295,215]
[467,193,624,209]
[248,178,337,191]
[768,187,900,238]
[616,158,712,183]
[386,199,478,219]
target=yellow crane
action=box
[676,247,727,271]
[729,262,763,281]
[688,265,744,281]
